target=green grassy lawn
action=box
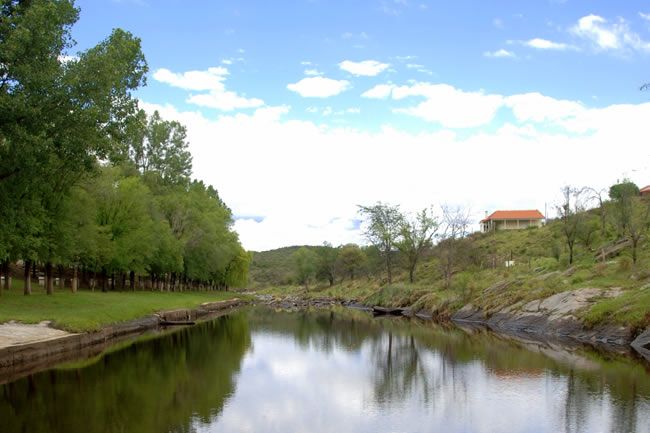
[0,279,244,332]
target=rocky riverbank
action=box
[253,290,650,362]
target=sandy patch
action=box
[0,322,74,349]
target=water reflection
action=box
[1,307,650,433]
[0,314,251,433]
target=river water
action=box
[1,307,649,433]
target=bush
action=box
[592,262,608,277]
[618,256,633,272]
[531,257,558,271]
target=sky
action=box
[71,0,650,251]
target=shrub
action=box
[618,256,633,272]
[531,257,558,271]
[593,262,608,277]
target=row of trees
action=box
[291,203,473,288]
[0,1,248,295]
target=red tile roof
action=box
[481,210,545,223]
[640,185,650,193]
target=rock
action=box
[595,238,632,260]
[631,328,650,361]
[452,304,486,322]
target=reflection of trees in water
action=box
[0,313,251,433]
[249,307,650,429]
[370,332,433,406]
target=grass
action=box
[0,279,244,332]
[582,287,650,330]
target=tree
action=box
[556,186,585,265]
[397,207,439,283]
[608,178,650,264]
[0,1,147,281]
[292,247,319,289]
[120,110,193,186]
[316,242,338,286]
[584,186,608,236]
[336,244,367,281]
[358,203,403,284]
[576,215,600,251]
[609,180,639,201]
[610,179,640,238]
[437,205,472,289]
[623,198,650,264]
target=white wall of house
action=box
[482,219,543,232]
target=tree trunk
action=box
[71,266,78,293]
[2,260,10,291]
[45,262,54,295]
[385,254,392,284]
[409,265,415,284]
[24,260,32,295]
[101,269,107,292]
[58,265,65,290]
[632,238,638,264]
[110,273,115,291]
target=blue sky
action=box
[71,0,650,250]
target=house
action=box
[481,210,545,233]
[640,185,650,197]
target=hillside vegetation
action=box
[250,184,650,331]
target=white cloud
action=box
[304,69,323,76]
[339,60,390,77]
[571,14,650,52]
[484,49,516,58]
[140,89,650,251]
[153,66,264,111]
[287,76,350,98]
[153,67,229,91]
[361,84,395,99]
[406,63,434,74]
[391,83,505,128]
[641,12,650,22]
[505,93,584,123]
[523,38,572,50]
[187,91,264,111]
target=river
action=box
[1,306,649,433]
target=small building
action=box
[641,185,650,197]
[481,210,545,233]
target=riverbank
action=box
[0,296,247,384]
[250,284,650,361]
[0,285,246,332]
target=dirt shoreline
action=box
[0,298,246,384]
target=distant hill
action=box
[249,246,317,287]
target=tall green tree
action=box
[0,0,147,279]
[556,186,585,265]
[316,242,339,286]
[397,207,439,283]
[292,247,319,289]
[119,110,192,186]
[336,244,367,281]
[358,203,403,284]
